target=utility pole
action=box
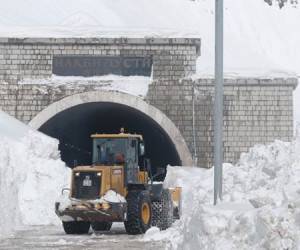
[214,0,224,205]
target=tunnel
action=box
[39,102,181,179]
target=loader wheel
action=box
[124,190,152,235]
[91,221,112,231]
[62,221,90,234]
[152,189,173,230]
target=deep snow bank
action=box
[0,110,35,140]
[145,134,300,249]
[0,111,70,237]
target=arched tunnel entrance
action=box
[30,91,193,180]
[39,102,181,178]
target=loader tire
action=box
[91,221,112,231]
[62,221,90,234]
[151,189,173,230]
[124,190,152,235]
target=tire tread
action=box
[124,190,152,235]
[151,189,173,230]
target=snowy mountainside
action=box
[59,11,102,27]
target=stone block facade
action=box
[0,37,199,83]
[0,37,297,167]
[147,78,296,166]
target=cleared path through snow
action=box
[0,224,166,250]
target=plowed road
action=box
[0,224,166,250]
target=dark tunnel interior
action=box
[39,102,181,179]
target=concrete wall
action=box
[0,37,297,167]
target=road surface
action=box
[0,224,166,250]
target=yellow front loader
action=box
[55,132,182,235]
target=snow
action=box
[0,111,71,238]
[200,1,299,79]
[19,74,151,98]
[144,132,300,249]
[56,189,126,215]
[99,190,126,203]
[0,110,36,141]
[56,192,72,214]
[0,0,200,36]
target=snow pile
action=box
[0,110,36,140]
[145,134,300,249]
[56,192,72,214]
[19,74,151,98]
[55,190,126,222]
[100,190,126,203]
[57,189,126,213]
[0,111,70,237]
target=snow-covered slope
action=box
[145,132,300,249]
[0,111,70,237]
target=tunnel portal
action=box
[39,102,181,177]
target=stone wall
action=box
[147,78,296,166]
[0,37,200,83]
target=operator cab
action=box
[92,133,145,165]
[91,132,147,184]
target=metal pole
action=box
[192,81,198,166]
[214,0,224,205]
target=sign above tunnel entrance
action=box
[52,56,152,77]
